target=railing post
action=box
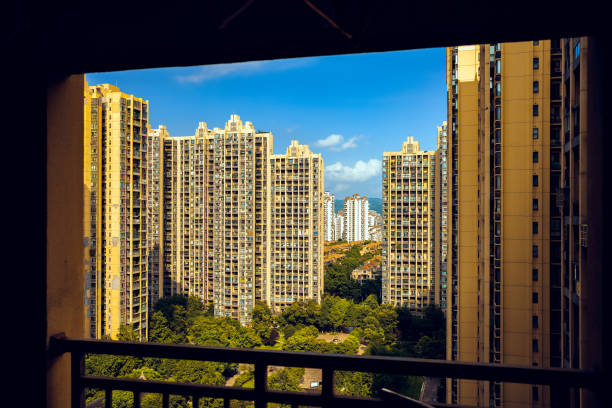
[322,368,334,407]
[71,351,84,408]
[254,363,267,408]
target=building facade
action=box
[435,122,449,311]
[344,194,369,242]
[270,141,324,312]
[334,210,345,241]
[446,41,557,407]
[156,115,323,323]
[556,37,603,408]
[382,137,438,311]
[323,191,335,241]
[84,83,150,340]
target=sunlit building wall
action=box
[323,191,335,241]
[446,42,557,407]
[84,83,150,340]
[382,137,437,311]
[344,194,369,242]
[270,141,324,312]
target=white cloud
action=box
[316,134,359,151]
[325,159,381,182]
[331,136,358,151]
[316,134,343,148]
[175,58,316,84]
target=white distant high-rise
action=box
[323,191,335,241]
[344,194,370,242]
[334,210,345,241]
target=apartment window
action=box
[533,315,539,329]
[532,245,538,258]
[533,81,539,93]
[533,198,538,210]
[495,60,501,74]
[532,268,538,281]
[533,104,539,116]
[533,221,538,234]
[532,292,539,303]
[533,40,539,45]
[533,57,539,69]
[532,386,539,401]
[533,339,539,352]
[533,151,539,163]
[533,175,539,187]
[532,128,539,139]
[495,82,501,97]
[495,106,501,120]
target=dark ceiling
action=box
[6,0,602,76]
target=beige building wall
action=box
[382,137,437,311]
[447,42,555,407]
[324,191,335,241]
[147,125,166,308]
[436,122,449,310]
[84,83,150,340]
[270,141,324,312]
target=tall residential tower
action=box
[446,42,557,407]
[382,137,438,311]
[84,83,150,340]
[344,194,370,242]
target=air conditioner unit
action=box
[580,224,588,247]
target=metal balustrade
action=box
[50,333,602,408]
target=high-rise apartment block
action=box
[85,105,324,334]
[435,122,449,310]
[555,37,603,408]
[270,141,324,311]
[84,82,150,340]
[324,191,335,241]
[344,194,370,242]
[382,137,438,311]
[147,125,167,310]
[334,210,345,241]
[446,41,560,407]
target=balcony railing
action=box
[50,334,602,408]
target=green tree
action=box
[370,304,398,343]
[148,311,175,343]
[279,300,320,328]
[335,371,373,397]
[118,325,140,342]
[252,301,276,345]
[267,367,304,392]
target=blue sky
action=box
[86,47,446,198]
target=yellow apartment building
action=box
[436,122,449,310]
[151,115,324,324]
[147,125,166,308]
[446,41,557,407]
[204,116,273,323]
[84,82,150,340]
[382,137,438,311]
[161,126,209,301]
[270,140,324,312]
[556,37,603,408]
